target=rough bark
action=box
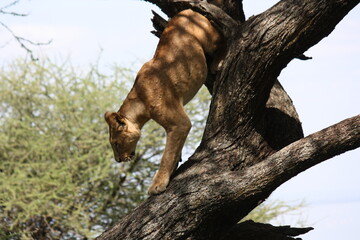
[97,0,360,239]
[97,115,360,240]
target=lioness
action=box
[105,9,222,195]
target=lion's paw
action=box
[148,174,169,195]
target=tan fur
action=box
[105,9,222,195]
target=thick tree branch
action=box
[208,0,245,22]
[145,0,244,23]
[146,0,239,36]
[233,114,360,216]
[259,114,360,188]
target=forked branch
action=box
[96,0,359,239]
[96,115,359,240]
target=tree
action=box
[96,0,360,239]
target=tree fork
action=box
[96,114,359,239]
[96,0,360,239]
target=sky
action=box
[1,0,359,239]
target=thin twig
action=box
[0,0,28,17]
[0,9,28,16]
[0,0,21,11]
[0,21,52,61]
[1,0,52,61]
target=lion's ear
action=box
[104,111,115,125]
[104,112,126,130]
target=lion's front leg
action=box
[148,111,191,195]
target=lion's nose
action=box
[113,152,123,162]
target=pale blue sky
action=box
[1,1,359,239]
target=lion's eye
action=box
[111,141,119,148]
[115,117,126,127]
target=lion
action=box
[105,9,222,195]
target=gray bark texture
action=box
[96,0,360,239]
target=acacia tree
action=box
[97,0,360,239]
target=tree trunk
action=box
[96,0,360,239]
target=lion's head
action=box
[104,112,140,162]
